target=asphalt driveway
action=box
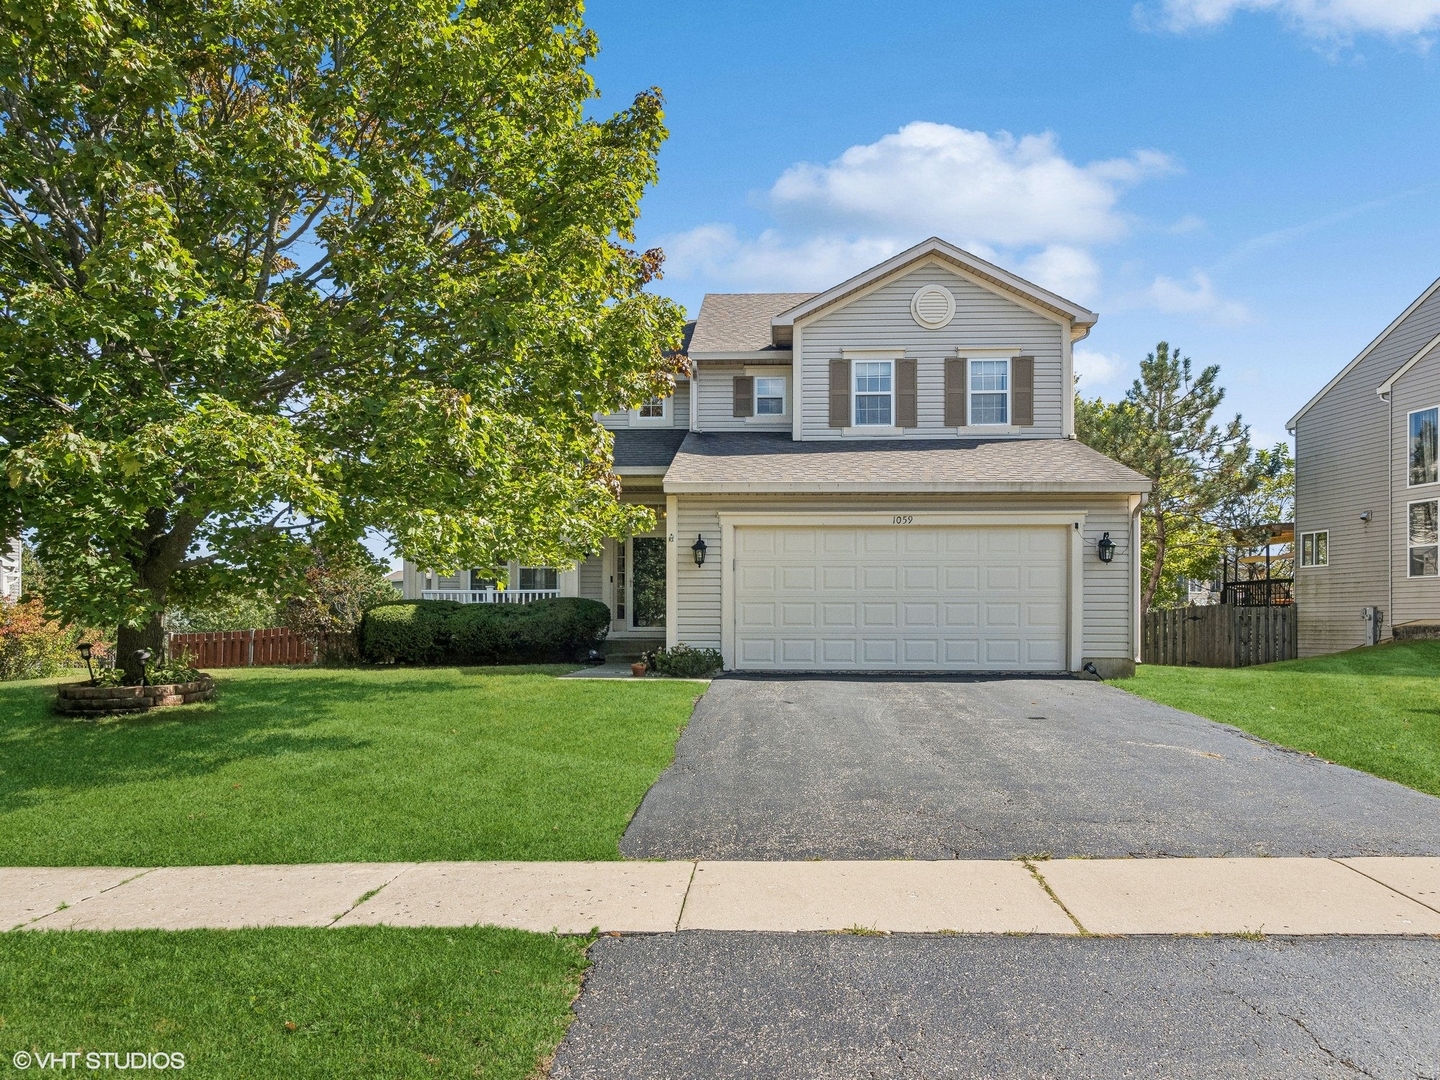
[552,933,1440,1080]
[621,675,1440,859]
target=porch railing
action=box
[1221,579,1294,607]
[420,589,560,604]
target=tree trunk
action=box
[116,611,167,683]
[1143,504,1166,615]
[115,510,200,682]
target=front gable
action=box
[793,259,1075,440]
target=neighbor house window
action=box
[469,570,497,591]
[519,566,559,591]
[1299,530,1328,568]
[1409,501,1438,577]
[969,359,1010,425]
[1410,407,1438,486]
[755,377,787,415]
[637,396,668,420]
[853,361,893,426]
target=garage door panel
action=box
[732,525,1068,672]
[862,603,897,626]
[780,566,816,591]
[738,602,775,628]
[902,602,939,626]
[862,639,898,664]
[903,566,939,590]
[781,638,816,663]
[781,603,816,627]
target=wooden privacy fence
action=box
[168,628,320,668]
[1142,605,1297,668]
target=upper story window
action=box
[1409,407,1437,486]
[633,395,670,426]
[755,377,787,415]
[1299,530,1328,568]
[853,361,893,426]
[970,359,1010,425]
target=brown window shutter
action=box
[944,357,967,427]
[828,358,851,428]
[732,375,754,418]
[1012,355,1034,427]
[896,358,918,428]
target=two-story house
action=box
[404,238,1151,675]
[1287,275,1440,654]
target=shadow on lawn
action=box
[0,671,430,811]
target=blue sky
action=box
[585,0,1440,448]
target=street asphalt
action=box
[620,675,1440,860]
[551,932,1440,1080]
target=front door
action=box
[630,536,666,629]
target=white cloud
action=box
[1145,271,1253,324]
[768,123,1174,247]
[660,123,1176,300]
[1074,348,1128,389]
[1150,0,1440,37]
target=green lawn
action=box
[0,926,589,1079]
[0,666,700,865]
[1114,639,1440,798]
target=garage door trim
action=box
[718,511,1085,672]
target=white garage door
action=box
[733,525,1068,671]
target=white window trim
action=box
[631,395,671,427]
[968,357,1012,427]
[1407,405,1439,487]
[746,369,789,420]
[1407,498,1439,578]
[852,359,895,428]
[1299,529,1329,568]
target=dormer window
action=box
[755,377,787,415]
[853,361,893,426]
[970,360,1010,425]
[633,395,670,426]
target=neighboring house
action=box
[1287,275,1440,655]
[0,537,19,600]
[405,238,1151,674]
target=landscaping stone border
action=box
[56,675,216,716]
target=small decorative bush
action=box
[359,598,610,665]
[0,599,78,681]
[649,643,724,678]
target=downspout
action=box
[1386,388,1394,640]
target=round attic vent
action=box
[911,284,955,329]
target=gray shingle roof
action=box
[611,428,689,470]
[663,432,1151,494]
[688,294,816,354]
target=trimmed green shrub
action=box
[359,598,609,665]
[650,643,723,678]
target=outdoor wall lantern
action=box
[691,534,708,567]
[76,642,95,684]
[1097,532,1116,563]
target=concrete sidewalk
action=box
[4,858,1439,936]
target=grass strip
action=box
[0,666,699,865]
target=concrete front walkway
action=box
[5,857,1440,936]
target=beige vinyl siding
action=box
[670,492,1135,663]
[797,266,1066,440]
[577,551,605,604]
[597,377,691,430]
[1295,284,1440,655]
[694,363,791,431]
[1389,353,1440,627]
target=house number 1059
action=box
[892,515,914,525]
